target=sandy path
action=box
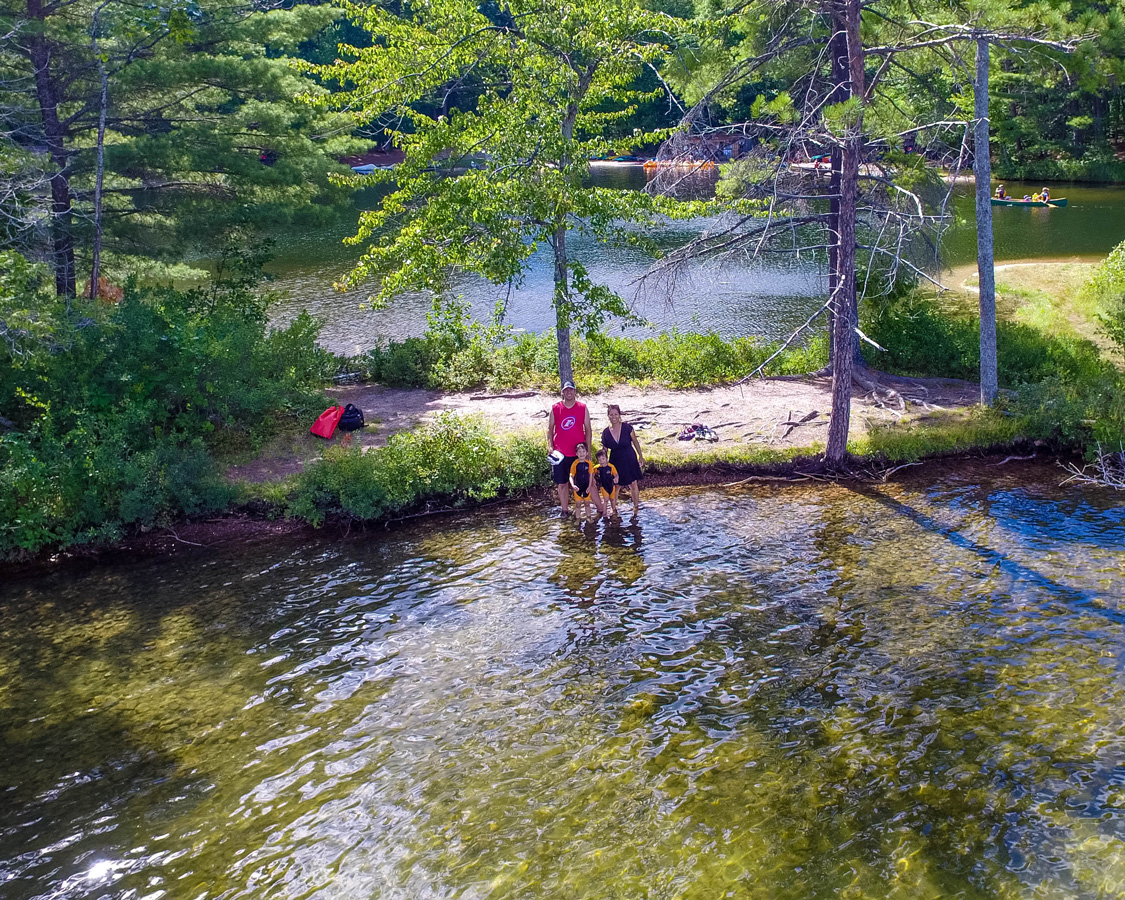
[227,374,980,483]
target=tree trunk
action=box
[825,0,864,466]
[27,0,77,299]
[827,148,841,367]
[552,96,582,390]
[90,40,109,299]
[973,37,999,405]
[825,11,847,363]
[553,223,574,388]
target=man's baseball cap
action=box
[562,380,576,390]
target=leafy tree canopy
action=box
[304,0,706,382]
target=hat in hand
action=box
[547,450,565,466]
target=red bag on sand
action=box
[310,406,344,439]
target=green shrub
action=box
[1007,375,1125,452]
[368,337,432,387]
[1083,238,1125,353]
[363,296,828,392]
[863,293,1113,387]
[0,248,336,558]
[862,295,979,380]
[287,413,547,526]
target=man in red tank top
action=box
[547,380,594,514]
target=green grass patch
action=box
[646,441,817,470]
[283,414,547,526]
[851,408,1024,462]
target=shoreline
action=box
[0,440,1054,580]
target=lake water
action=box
[4,463,1125,899]
[264,170,1125,355]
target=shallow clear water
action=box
[3,464,1125,899]
[264,174,1125,354]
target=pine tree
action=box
[0,0,360,295]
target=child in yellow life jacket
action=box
[569,443,596,520]
[594,448,619,518]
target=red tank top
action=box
[552,401,586,455]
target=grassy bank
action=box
[229,405,1035,535]
[360,299,828,392]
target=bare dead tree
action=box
[640,1,1084,464]
[640,0,951,464]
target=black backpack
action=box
[338,403,365,431]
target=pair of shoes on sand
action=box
[678,422,719,442]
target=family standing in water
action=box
[547,382,646,520]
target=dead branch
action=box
[880,461,922,481]
[722,474,813,486]
[470,390,538,400]
[740,299,832,383]
[992,452,1037,466]
[776,410,821,441]
[1059,444,1125,489]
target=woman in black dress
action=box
[602,404,645,516]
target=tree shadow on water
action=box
[846,482,1123,626]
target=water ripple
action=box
[1,468,1124,899]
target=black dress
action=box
[602,423,642,486]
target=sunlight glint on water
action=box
[1,464,1125,899]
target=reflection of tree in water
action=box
[759,480,1125,899]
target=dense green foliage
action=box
[1083,237,1125,351]
[286,414,546,527]
[864,292,1125,451]
[0,0,361,291]
[364,300,827,392]
[989,6,1125,183]
[0,250,334,557]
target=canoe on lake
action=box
[990,197,1068,207]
